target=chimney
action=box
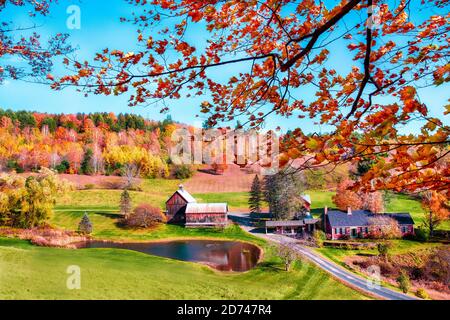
[323,206,328,231]
[179,184,184,191]
[347,207,352,216]
[324,206,328,216]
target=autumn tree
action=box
[362,191,385,214]
[0,168,72,228]
[421,191,450,237]
[249,175,263,215]
[0,0,72,83]
[125,204,166,229]
[333,180,363,211]
[52,0,450,198]
[276,241,300,272]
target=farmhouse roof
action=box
[326,210,414,227]
[185,203,228,214]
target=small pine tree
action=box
[249,175,263,215]
[120,189,133,218]
[78,212,93,234]
[397,271,411,294]
[81,148,94,175]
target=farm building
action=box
[323,207,415,240]
[265,217,319,236]
[263,193,316,236]
[166,185,228,227]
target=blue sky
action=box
[0,0,448,133]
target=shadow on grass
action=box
[96,212,122,219]
[257,261,284,272]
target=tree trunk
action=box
[429,211,434,237]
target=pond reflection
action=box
[78,240,261,272]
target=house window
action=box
[365,227,369,233]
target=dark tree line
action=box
[0,109,174,133]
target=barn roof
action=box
[326,210,414,227]
[185,203,228,214]
[167,185,197,203]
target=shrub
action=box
[414,227,429,242]
[377,242,391,261]
[125,204,166,229]
[410,266,424,280]
[173,165,194,179]
[84,184,95,190]
[55,160,70,174]
[78,213,93,235]
[312,230,326,247]
[6,159,24,173]
[397,271,411,293]
[415,288,429,299]
[340,234,350,241]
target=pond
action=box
[78,240,261,272]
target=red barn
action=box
[166,185,228,227]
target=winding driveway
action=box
[229,213,418,301]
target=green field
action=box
[0,237,369,300]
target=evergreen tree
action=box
[80,148,94,175]
[120,189,133,218]
[249,175,263,215]
[78,212,93,234]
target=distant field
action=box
[184,165,255,193]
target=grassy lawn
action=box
[0,237,369,300]
[51,210,265,242]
